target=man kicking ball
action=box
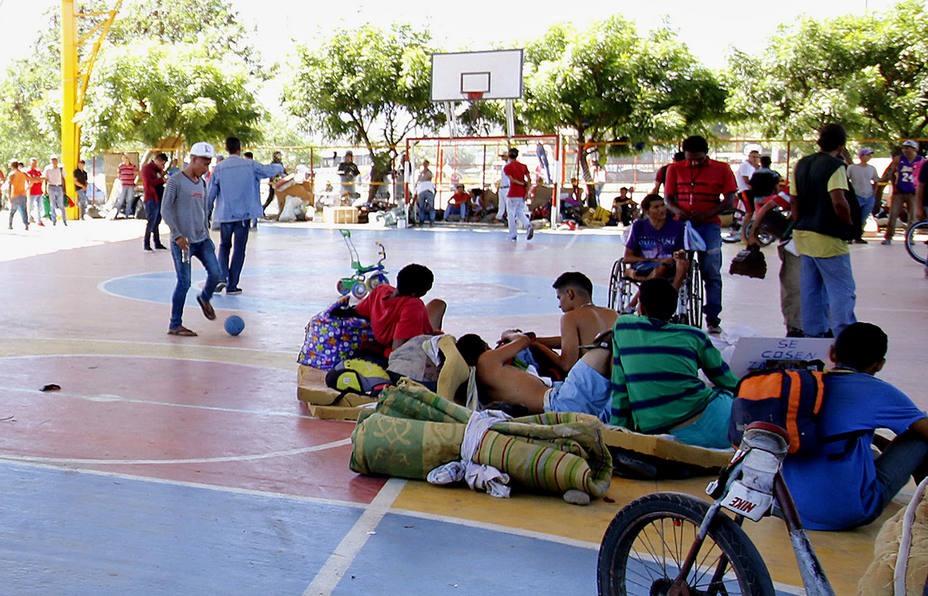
[160,142,221,337]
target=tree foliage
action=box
[521,17,727,151]
[78,42,262,151]
[726,0,928,139]
[283,23,444,195]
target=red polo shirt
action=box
[141,161,164,202]
[664,158,737,225]
[503,161,530,198]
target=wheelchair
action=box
[607,252,704,328]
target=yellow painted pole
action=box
[61,0,80,220]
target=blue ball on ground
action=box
[224,315,245,336]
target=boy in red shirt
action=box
[26,158,45,226]
[502,148,534,241]
[446,184,469,221]
[352,264,446,355]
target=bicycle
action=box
[335,229,389,299]
[904,219,928,265]
[597,423,834,596]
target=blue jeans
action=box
[446,203,466,219]
[416,190,435,224]
[115,187,135,217]
[800,253,856,337]
[77,190,88,219]
[47,186,66,224]
[8,195,28,228]
[694,222,722,326]
[144,200,163,248]
[218,220,250,290]
[865,430,928,525]
[170,238,220,329]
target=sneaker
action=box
[853,238,868,244]
[527,226,534,240]
[214,281,226,292]
[881,238,892,245]
[144,247,153,252]
[707,324,723,336]
[154,244,168,250]
[196,294,216,320]
[226,287,242,295]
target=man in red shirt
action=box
[115,153,139,219]
[26,158,45,226]
[353,264,446,354]
[502,148,534,241]
[142,153,168,251]
[446,184,469,221]
[664,135,737,335]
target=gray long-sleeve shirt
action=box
[161,171,210,244]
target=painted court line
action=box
[303,478,407,596]
[0,437,351,466]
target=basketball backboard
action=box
[430,49,523,102]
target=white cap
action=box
[189,142,215,158]
[49,154,59,160]
[902,140,919,149]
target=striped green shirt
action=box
[609,314,737,433]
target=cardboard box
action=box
[324,206,358,224]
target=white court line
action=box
[0,383,325,421]
[303,478,406,596]
[0,437,351,466]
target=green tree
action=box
[77,42,262,151]
[521,17,727,195]
[283,23,444,199]
[726,0,928,140]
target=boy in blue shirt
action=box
[782,322,928,530]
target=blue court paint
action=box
[0,463,361,595]
[333,512,598,595]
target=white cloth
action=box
[736,161,755,193]
[43,165,64,186]
[426,409,512,498]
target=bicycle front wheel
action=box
[597,493,775,596]
[904,220,928,265]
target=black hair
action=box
[682,135,709,154]
[834,322,887,371]
[749,171,778,197]
[243,151,253,159]
[760,155,772,168]
[225,136,242,154]
[552,272,593,298]
[457,334,489,367]
[395,263,434,297]
[673,151,686,161]
[641,194,664,211]
[620,187,629,192]
[817,124,847,152]
[639,278,677,321]
[508,148,519,159]
[156,153,168,162]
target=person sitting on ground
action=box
[445,184,469,221]
[347,263,446,355]
[609,278,738,448]
[612,187,637,226]
[621,195,688,316]
[466,188,484,220]
[781,322,928,530]
[528,272,617,376]
[456,330,612,420]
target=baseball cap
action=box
[902,140,919,149]
[49,154,58,160]
[858,148,874,157]
[189,142,215,158]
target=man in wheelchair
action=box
[623,194,688,287]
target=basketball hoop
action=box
[466,91,484,101]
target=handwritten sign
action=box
[728,337,835,379]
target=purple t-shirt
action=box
[625,218,685,259]
[897,155,923,194]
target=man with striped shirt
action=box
[610,278,738,448]
[114,153,139,219]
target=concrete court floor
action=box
[0,216,924,595]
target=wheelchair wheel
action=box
[904,220,928,265]
[597,493,775,596]
[608,260,622,311]
[721,209,746,243]
[744,218,776,247]
[684,256,704,328]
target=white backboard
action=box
[431,49,523,102]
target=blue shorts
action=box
[631,260,676,276]
[668,391,733,449]
[543,360,611,421]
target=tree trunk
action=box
[368,151,392,202]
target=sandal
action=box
[196,295,216,320]
[167,326,198,337]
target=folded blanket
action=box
[350,379,613,499]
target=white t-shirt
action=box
[735,161,755,193]
[499,160,510,192]
[846,164,879,197]
[44,165,64,186]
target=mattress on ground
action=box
[349,379,613,499]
